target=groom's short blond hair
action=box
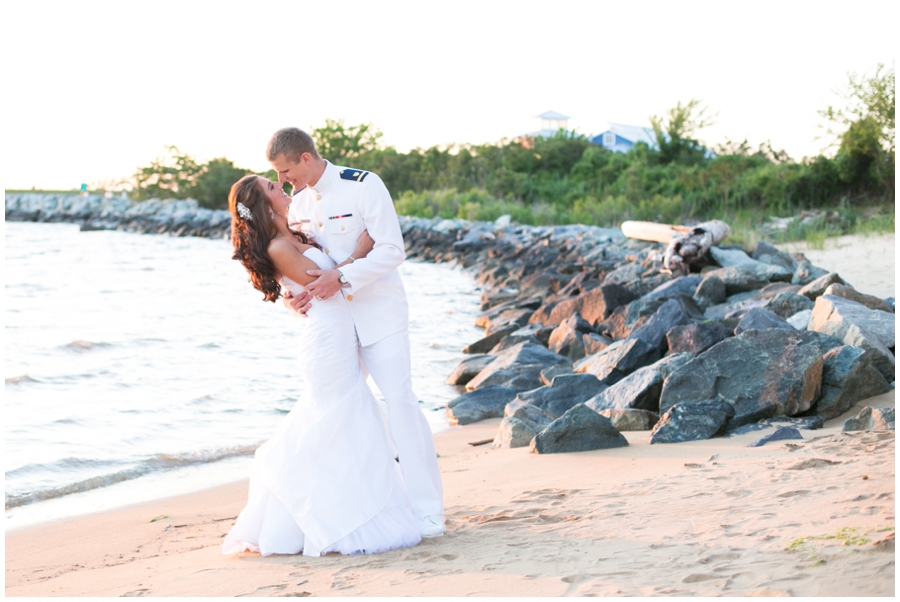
[266,127,320,162]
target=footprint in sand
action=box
[238,584,288,597]
[121,589,151,597]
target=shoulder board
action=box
[339,169,369,182]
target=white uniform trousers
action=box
[358,330,444,519]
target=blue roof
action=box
[604,123,658,147]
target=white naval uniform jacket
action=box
[288,161,409,347]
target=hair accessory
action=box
[236,202,253,221]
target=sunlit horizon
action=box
[3,0,896,191]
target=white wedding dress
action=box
[223,248,421,557]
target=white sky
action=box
[2,0,896,190]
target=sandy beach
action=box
[6,232,895,597]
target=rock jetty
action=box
[430,218,896,452]
[7,193,896,452]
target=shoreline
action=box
[5,389,893,596]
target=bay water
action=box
[5,222,482,528]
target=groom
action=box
[266,127,445,538]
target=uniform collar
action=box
[309,160,338,195]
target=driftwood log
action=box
[662,220,731,272]
[620,221,690,243]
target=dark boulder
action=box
[463,324,518,354]
[641,276,702,302]
[666,321,733,355]
[484,308,534,335]
[763,292,815,318]
[573,338,661,385]
[703,266,767,295]
[659,329,827,426]
[492,417,538,449]
[531,404,629,454]
[584,366,662,413]
[650,399,735,444]
[626,296,703,353]
[466,342,572,392]
[512,373,606,419]
[446,386,518,425]
[597,298,665,340]
[749,426,803,447]
[693,275,727,309]
[734,307,796,335]
[815,346,891,420]
[446,354,496,386]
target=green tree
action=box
[650,99,716,165]
[820,63,895,199]
[312,119,384,164]
[132,146,200,200]
[191,158,256,209]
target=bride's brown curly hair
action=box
[229,174,315,302]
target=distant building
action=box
[524,110,571,139]
[590,123,658,153]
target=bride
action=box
[221,174,421,557]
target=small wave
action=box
[198,342,220,348]
[6,375,41,385]
[61,340,112,352]
[5,443,262,509]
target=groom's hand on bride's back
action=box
[283,290,312,317]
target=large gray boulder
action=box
[823,283,892,313]
[446,354,496,386]
[815,346,891,420]
[650,400,735,444]
[484,308,534,335]
[584,366,662,413]
[709,246,792,282]
[666,321,733,355]
[463,324,518,354]
[753,241,798,272]
[530,404,629,454]
[734,307,796,335]
[597,408,659,431]
[641,276,702,302]
[466,342,571,392]
[446,386,518,425]
[493,404,555,449]
[763,292,815,318]
[510,373,606,419]
[702,266,767,295]
[659,329,829,426]
[573,338,660,385]
[808,295,895,349]
[843,407,895,432]
[693,275,727,309]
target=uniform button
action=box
[318,222,322,227]
[341,226,345,231]
[316,194,322,200]
[347,295,353,301]
[324,249,329,254]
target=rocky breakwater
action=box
[431,218,897,453]
[5,193,233,238]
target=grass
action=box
[787,525,894,565]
